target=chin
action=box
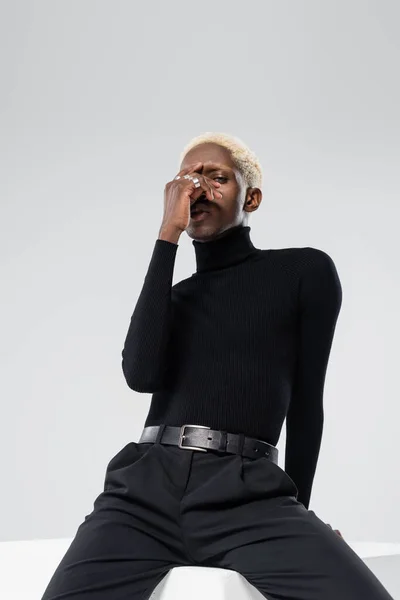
[186,223,219,240]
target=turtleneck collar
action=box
[192,224,259,274]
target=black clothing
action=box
[41,442,394,600]
[41,226,394,600]
[121,224,342,509]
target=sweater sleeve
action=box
[121,238,179,393]
[284,248,342,509]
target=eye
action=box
[215,176,227,182]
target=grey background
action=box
[1,0,399,543]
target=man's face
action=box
[180,143,259,242]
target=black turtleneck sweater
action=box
[121,224,342,509]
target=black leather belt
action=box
[138,424,278,464]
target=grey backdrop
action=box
[1,0,399,543]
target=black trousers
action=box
[41,437,394,600]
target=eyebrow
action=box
[202,163,233,172]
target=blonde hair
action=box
[179,131,263,190]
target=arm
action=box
[121,233,179,393]
[284,248,342,509]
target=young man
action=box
[41,132,393,599]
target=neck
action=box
[192,224,259,274]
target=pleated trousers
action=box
[41,437,394,599]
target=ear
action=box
[245,187,262,211]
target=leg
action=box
[41,442,191,599]
[182,452,394,600]
[41,512,173,600]
[218,496,394,599]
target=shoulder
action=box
[268,248,342,302]
[270,246,334,262]
[266,246,338,275]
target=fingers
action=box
[176,161,203,178]
[175,161,222,202]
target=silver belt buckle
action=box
[178,424,210,452]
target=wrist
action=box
[158,226,182,244]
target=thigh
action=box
[184,453,394,600]
[220,496,394,599]
[41,512,173,600]
[41,442,187,600]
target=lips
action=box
[191,210,210,222]
[191,203,210,216]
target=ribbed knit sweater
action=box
[121,224,342,509]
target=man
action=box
[41,132,393,599]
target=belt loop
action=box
[237,433,245,455]
[219,431,227,452]
[155,424,167,444]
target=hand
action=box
[161,161,222,234]
[334,529,343,538]
[326,524,343,539]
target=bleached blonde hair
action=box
[179,131,263,190]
